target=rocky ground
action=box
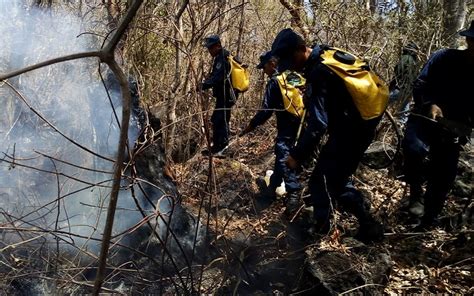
[1,122,470,295]
[175,125,473,295]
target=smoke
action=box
[0,0,158,254]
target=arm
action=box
[202,51,229,90]
[413,50,447,115]
[289,67,329,162]
[241,79,279,135]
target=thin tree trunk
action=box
[165,0,189,160]
[279,0,309,40]
[443,0,467,47]
[236,0,246,57]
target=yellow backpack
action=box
[228,55,250,92]
[275,70,306,118]
[320,47,389,120]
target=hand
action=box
[429,104,443,120]
[286,155,298,170]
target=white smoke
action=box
[0,0,152,253]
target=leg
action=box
[270,139,300,192]
[401,117,431,216]
[210,107,227,152]
[273,139,302,215]
[422,138,460,224]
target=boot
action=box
[309,219,331,236]
[255,176,268,192]
[261,187,277,201]
[356,215,384,243]
[408,196,425,217]
[284,192,302,217]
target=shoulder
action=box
[222,48,230,58]
[267,76,280,89]
[427,48,461,64]
[423,48,464,73]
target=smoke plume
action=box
[0,0,156,254]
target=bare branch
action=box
[279,0,309,39]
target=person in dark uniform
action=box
[240,51,302,216]
[200,35,238,155]
[389,42,419,125]
[402,20,474,229]
[271,29,384,242]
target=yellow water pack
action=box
[276,70,306,118]
[320,48,389,120]
[228,55,250,92]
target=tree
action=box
[443,0,468,47]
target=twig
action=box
[338,283,384,295]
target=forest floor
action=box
[175,123,473,295]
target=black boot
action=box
[356,216,384,243]
[308,218,331,236]
[408,196,425,217]
[284,192,302,217]
[355,210,384,243]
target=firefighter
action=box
[241,51,303,216]
[199,35,239,155]
[271,29,384,242]
[402,20,474,229]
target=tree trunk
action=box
[279,0,310,40]
[366,0,377,14]
[236,0,246,57]
[443,0,467,47]
[165,0,189,160]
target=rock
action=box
[304,238,392,295]
[362,141,398,169]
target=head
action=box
[256,51,278,76]
[263,57,278,76]
[203,35,222,57]
[403,41,419,57]
[271,28,311,71]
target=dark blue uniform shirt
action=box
[202,48,237,107]
[413,48,473,127]
[249,77,300,139]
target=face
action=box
[290,46,311,71]
[263,60,277,76]
[207,43,221,57]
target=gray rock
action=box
[305,239,392,295]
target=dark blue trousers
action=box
[402,116,460,220]
[269,138,301,193]
[211,92,236,149]
[310,118,380,223]
[211,106,231,148]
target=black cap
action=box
[271,28,305,58]
[459,20,474,38]
[203,34,221,48]
[256,51,273,69]
[271,28,305,70]
[402,41,419,56]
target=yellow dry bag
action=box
[276,70,306,118]
[320,47,389,120]
[228,55,250,92]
